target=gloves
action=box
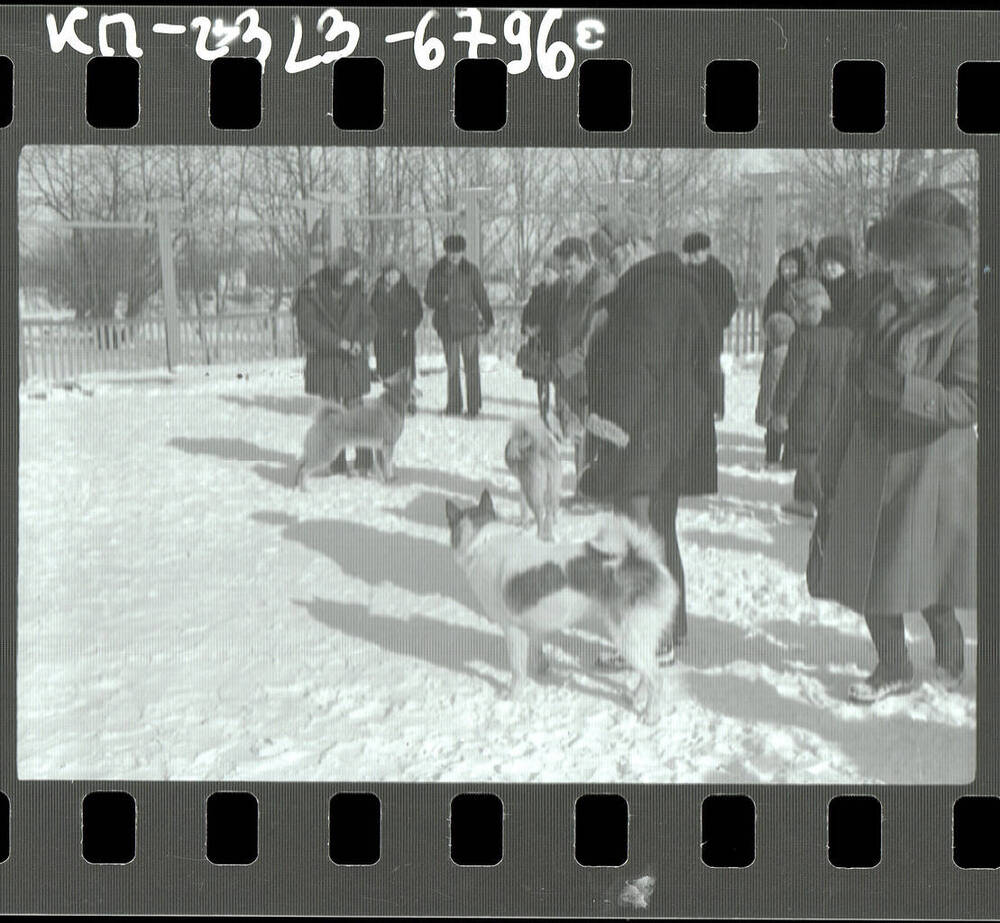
[861,358,905,407]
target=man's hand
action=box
[338,338,352,353]
[350,341,363,357]
[771,414,789,434]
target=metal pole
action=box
[155,204,182,372]
[746,172,782,305]
[462,188,485,268]
[327,194,347,252]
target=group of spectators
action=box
[518,188,977,704]
[754,189,977,703]
[517,224,740,660]
[290,232,494,471]
[291,186,977,705]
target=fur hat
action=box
[815,235,854,272]
[782,277,831,324]
[777,247,807,279]
[443,234,467,254]
[329,245,363,272]
[764,311,796,346]
[864,187,971,270]
[682,231,711,254]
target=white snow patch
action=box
[17,354,976,782]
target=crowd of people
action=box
[290,185,977,705]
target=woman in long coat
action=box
[292,245,376,472]
[814,188,977,702]
[371,261,423,386]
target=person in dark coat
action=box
[292,242,377,473]
[770,280,852,516]
[580,215,716,655]
[755,310,797,467]
[682,231,739,419]
[815,235,862,328]
[762,247,807,323]
[371,260,423,410]
[423,234,494,417]
[813,188,977,703]
[519,254,566,419]
[552,235,616,486]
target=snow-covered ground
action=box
[17,353,975,783]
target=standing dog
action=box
[504,417,563,541]
[445,490,678,723]
[294,367,419,490]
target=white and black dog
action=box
[445,490,679,723]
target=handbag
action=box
[515,336,551,380]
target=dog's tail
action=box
[588,517,675,610]
[505,416,560,468]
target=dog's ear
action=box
[478,489,496,517]
[445,499,463,528]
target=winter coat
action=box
[755,311,797,427]
[580,252,717,499]
[761,248,808,323]
[771,303,853,453]
[688,254,739,357]
[815,290,977,615]
[423,256,494,340]
[292,267,376,402]
[553,264,616,413]
[521,278,566,358]
[371,276,423,377]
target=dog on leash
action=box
[445,489,679,723]
[294,367,420,490]
[504,417,563,541]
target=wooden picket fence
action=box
[19,302,760,384]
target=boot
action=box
[848,660,915,703]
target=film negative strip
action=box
[1,5,997,917]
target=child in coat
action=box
[770,278,851,517]
[755,311,797,468]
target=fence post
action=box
[327,194,347,252]
[155,204,182,372]
[462,188,485,268]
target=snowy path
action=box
[17,354,975,783]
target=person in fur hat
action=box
[762,247,807,323]
[755,311,797,467]
[813,187,977,703]
[815,234,861,327]
[292,239,376,473]
[770,279,851,517]
[519,253,567,420]
[370,260,423,412]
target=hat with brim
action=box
[864,187,971,270]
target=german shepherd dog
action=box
[446,490,679,723]
[504,417,563,541]
[294,367,419,490]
